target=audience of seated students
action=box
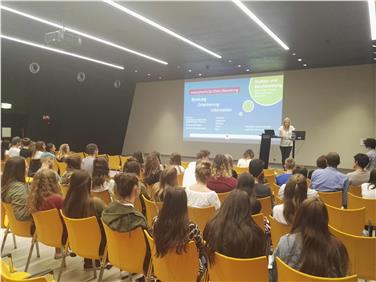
[235,173,261,214]
[60,155,81,185]
[1,156,31,221]
[346,153,370,186]
[123,157,150,199]
[62,170,106,270]
[273,174,307,225]
[225,154,238,179]
[144,152,163,186]
[151,166,177,202]
[249,159,272,198]
[361,168,376,199]
[132,151,144,168]
[45,143,56,159]
[152,187,205,278]
[204,189,266,263]
[6,136,21,158]
[28,169,64,258]
[20,137,32,158]
[207,154,237,193]
[91,157,115,195]
[311,152,349,206]
[36,154,60,181]
[276,158,295,186]
[29,141,46,176]
[169,152,185,175]
[364,137,376,171]
[81,143,99,177]
[1,139,10,160]
[183,150,210,188]
[56,143,70,162]
[237,149,255,168]
[186,160,221,210]
[308,155,327,179]
[273,198,349,278]
[278,166,318,199]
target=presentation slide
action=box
[183,75,284,143]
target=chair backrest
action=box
[142,195,163,227]
[77,152,85,159]
[325,204,365,236]
[276,257,357,282]
[264,174,276,185]
[108,155,121,171]
[259,196,272,215]
[269,182,280,196]
[51,161,59,173]
[208,252,268,281]
[348,186,361,197]
[187,206,216,232]
[318,191,342,208]
[347,192,376,226]
[268,215,291,246]
[60,211,102,260]
[217,192,231,204]
[56,161,67,176]
[181,161,189,169]
[251,213,264,230]
[144,230,199,282]
[60,184,69,199]
[134,196,143,212]
[177,173,184,187]
[103,224,146,274]
[119,156,130,168]
[31,209,64,248]
[91,190,112,205]
[2,203,33,238]
[329,225,376,280]
[1,203,9,229]
[234,167,249,175]
[306,178,311,188]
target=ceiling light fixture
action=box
[102,0,222,59]
[303,63,307,67]
[1,103,12,109]
[228,59,232,63]
[373,44,376,47]
[298,58,302,62]
[159,76,162,79]
[237,64,242,67]
[368,0,376,40]
[232,0,289,50]
[0,5,168,65]
[0,34,124,70]
[292,53,296,56]
[198,73,202,76]
[246,69,250,72]
[147,73,151,76]
[188,69,192,72]
[134,70,138,73]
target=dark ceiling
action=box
[1,1,375,84]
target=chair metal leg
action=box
[98,248,107,282]
[1,228,9,252]
[12,233,17,249]
[35,240,40,258]
[25,236,36,271]
[92,259,97,279]
[57,244,69,282]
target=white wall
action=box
[123,64,375,169]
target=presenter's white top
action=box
[185,187,221,210]
[237,158,252,168]
[279,125,295,147]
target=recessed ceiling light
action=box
[368,0,376,40]
[232,0,289,50]
[134,70,138,73]
[373,44,376,48]
[292,53,296,56]
[298,58,302,62]
[228,59,232,63]
[103,0,222,59]
[1,103,12,109]
[147,73,151,76]
[177,65,181,69]
[374,58,376,60]
[0,34,124,70]
[198,73,202,76]
[374,51,376,54]
[159,76,162,79]
[303,64,307,67]
[0,5,168,65]
[188,69,192,73]
[237,64,242,67]
[246,69,250,72]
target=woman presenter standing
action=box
[279,117,295,167]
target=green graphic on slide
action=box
[249,75,284,106]
[242,100,254,113]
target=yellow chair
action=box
[56,162,67,176]
[325,204,365,236]
[108,155,121,171]
[234,167,249,175]
[60,185,69,199]
[269,182,280,197]
[259,196,272,216]
[329,225,376,280]
[1,203,39,258]
[91,190,112,205]
[306,178,311,188]
[187,206,216,232]
[177,173,184,187]
[102,224,146,279]
[208,252,268,281]
[120,156,131,169]
[268,215,291,246]
[251,213,264,231]
[142,195,163,227]
[1,253,55,282]
[217,192,231,204]
[59,212,106,281]
[77,152,85,159]
[318,191,342,208]
[264,168,275,175]
[51,161,59,174]
[181,161,189,169]
[26,177,33,184]
[348,186,361,197]
[26,209,65,272]
[1,203,17,250]
[144,230,199,282]
[134,196,143,213]
[97,154,108,160]
[347,192,376,226]
[264,174,276,185]
[276,257,357,282]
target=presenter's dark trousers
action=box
[280,146,292,167]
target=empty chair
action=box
[108,155,121,171]
[329,225,376,280]
[276,257,357,282]
[268,215,291,246]
[187,206,216,232]
[91,190,112,205]
[144,230,199,282]
[347,192,376,226]
[142,195,163,227]
[259,196,272,215]
[208,252,268,281]
[251,213,264,230]
[1,203,16,250]
[318,191,342,208]
[325,204,365,235]
[217,191,230,204]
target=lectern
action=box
[259,133,272,169]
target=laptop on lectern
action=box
[292,131,306,140]
[264,129,275,136]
